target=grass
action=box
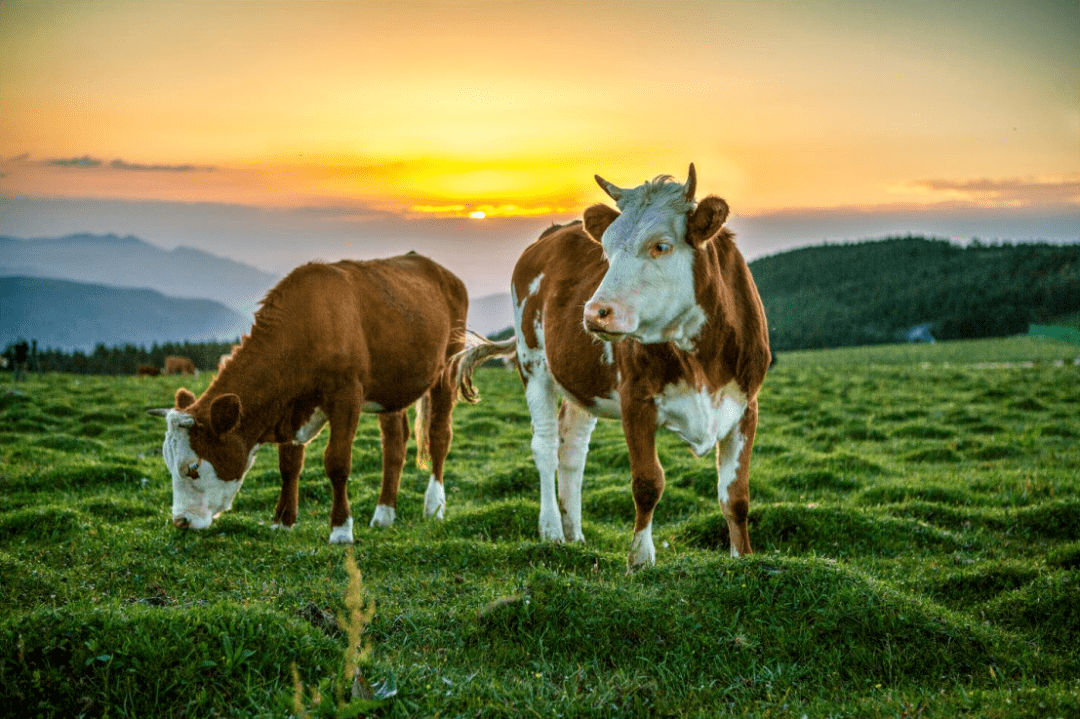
[1,336,1078,718]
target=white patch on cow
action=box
[601,340,615,366]
[369,504,396,527]
[716,429,746,505]
[655,380,746,457]
[588,179,705,346]
[628,521,656,568]
[270,522,294,531]
[328,516,354,545]
[423,476,446,520]
[162,409,249,529]
[294,408,327,444]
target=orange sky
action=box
[1,1,1077,294]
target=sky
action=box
[2,0,1077,297]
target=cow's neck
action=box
[193,342,284,448]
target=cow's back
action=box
[512,224,618,407]
[254,255,468,412]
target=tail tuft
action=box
[451,332,517,404]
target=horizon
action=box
[2,0,1077,297]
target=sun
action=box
[469,211,487,219]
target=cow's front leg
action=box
[557,400,597,543]
[273,442,304,529]
[524,369,563,541]
[622,394,663,569]
[371,411,408,527]
[324,395,361,545]
[718,399,757,557]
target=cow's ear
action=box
[583,204,620,243]
[209,394,242,436]
[175,388,196,410]
[687,195,729,247]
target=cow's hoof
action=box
[539,514,565,543]
[423,477,445,520]
[369,504,396,528]
[626,525,656,570]
[328,517,354,545]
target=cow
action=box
[163,355,198,377]
[456,165,771,568]
[147,253,482,544]
[137,365,161,377]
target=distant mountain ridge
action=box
[0,233,279,316]
[0,276,250,352]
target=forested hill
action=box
[747,237,1080,351]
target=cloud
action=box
[893,176,1080,208]
[46,155,216,173]
[49,155,102,169]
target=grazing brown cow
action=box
[458,165,771,568]
[148,254,479,544]
[163,356,198,377]
[137,365,161,377]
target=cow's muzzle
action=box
[583,298,634,339]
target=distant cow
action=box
[458,165,771,568]
[163,356,198,377]
[137,365,161,377]
[148,254,481,544]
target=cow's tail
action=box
[414,331,517,471]
[452,331,517,404]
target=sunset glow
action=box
[1,0,1076,294]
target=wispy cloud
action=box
[892,176,1080,208]
[46,155,216,173]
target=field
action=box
[2,336,1078,718]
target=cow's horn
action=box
[147,408,169,417]
[595,174,624,202]
[684,163,697,201]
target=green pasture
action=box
[2,336,1078,718]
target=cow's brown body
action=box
[152,253,473,542]
[163,356,197,376]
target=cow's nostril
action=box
[597,307,610,319]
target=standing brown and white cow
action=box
[459,165,770,568]
[148,253,479,544]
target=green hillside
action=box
[749,237,1080,351]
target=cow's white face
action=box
[582,170,708,350]
[162,409,256,529]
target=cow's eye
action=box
[650,241,674,258]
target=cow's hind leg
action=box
[718,401,757,557]
[273,442,304,529]
[324,392,361,545]
[422,372,457,520]
[557,400,596,543]
[371,410,408,527]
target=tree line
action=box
[2,339,238,376]
[748,237,1079,351]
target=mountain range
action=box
[1,276,251,352]
[1,233,280,316]
[0,233,517,351]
